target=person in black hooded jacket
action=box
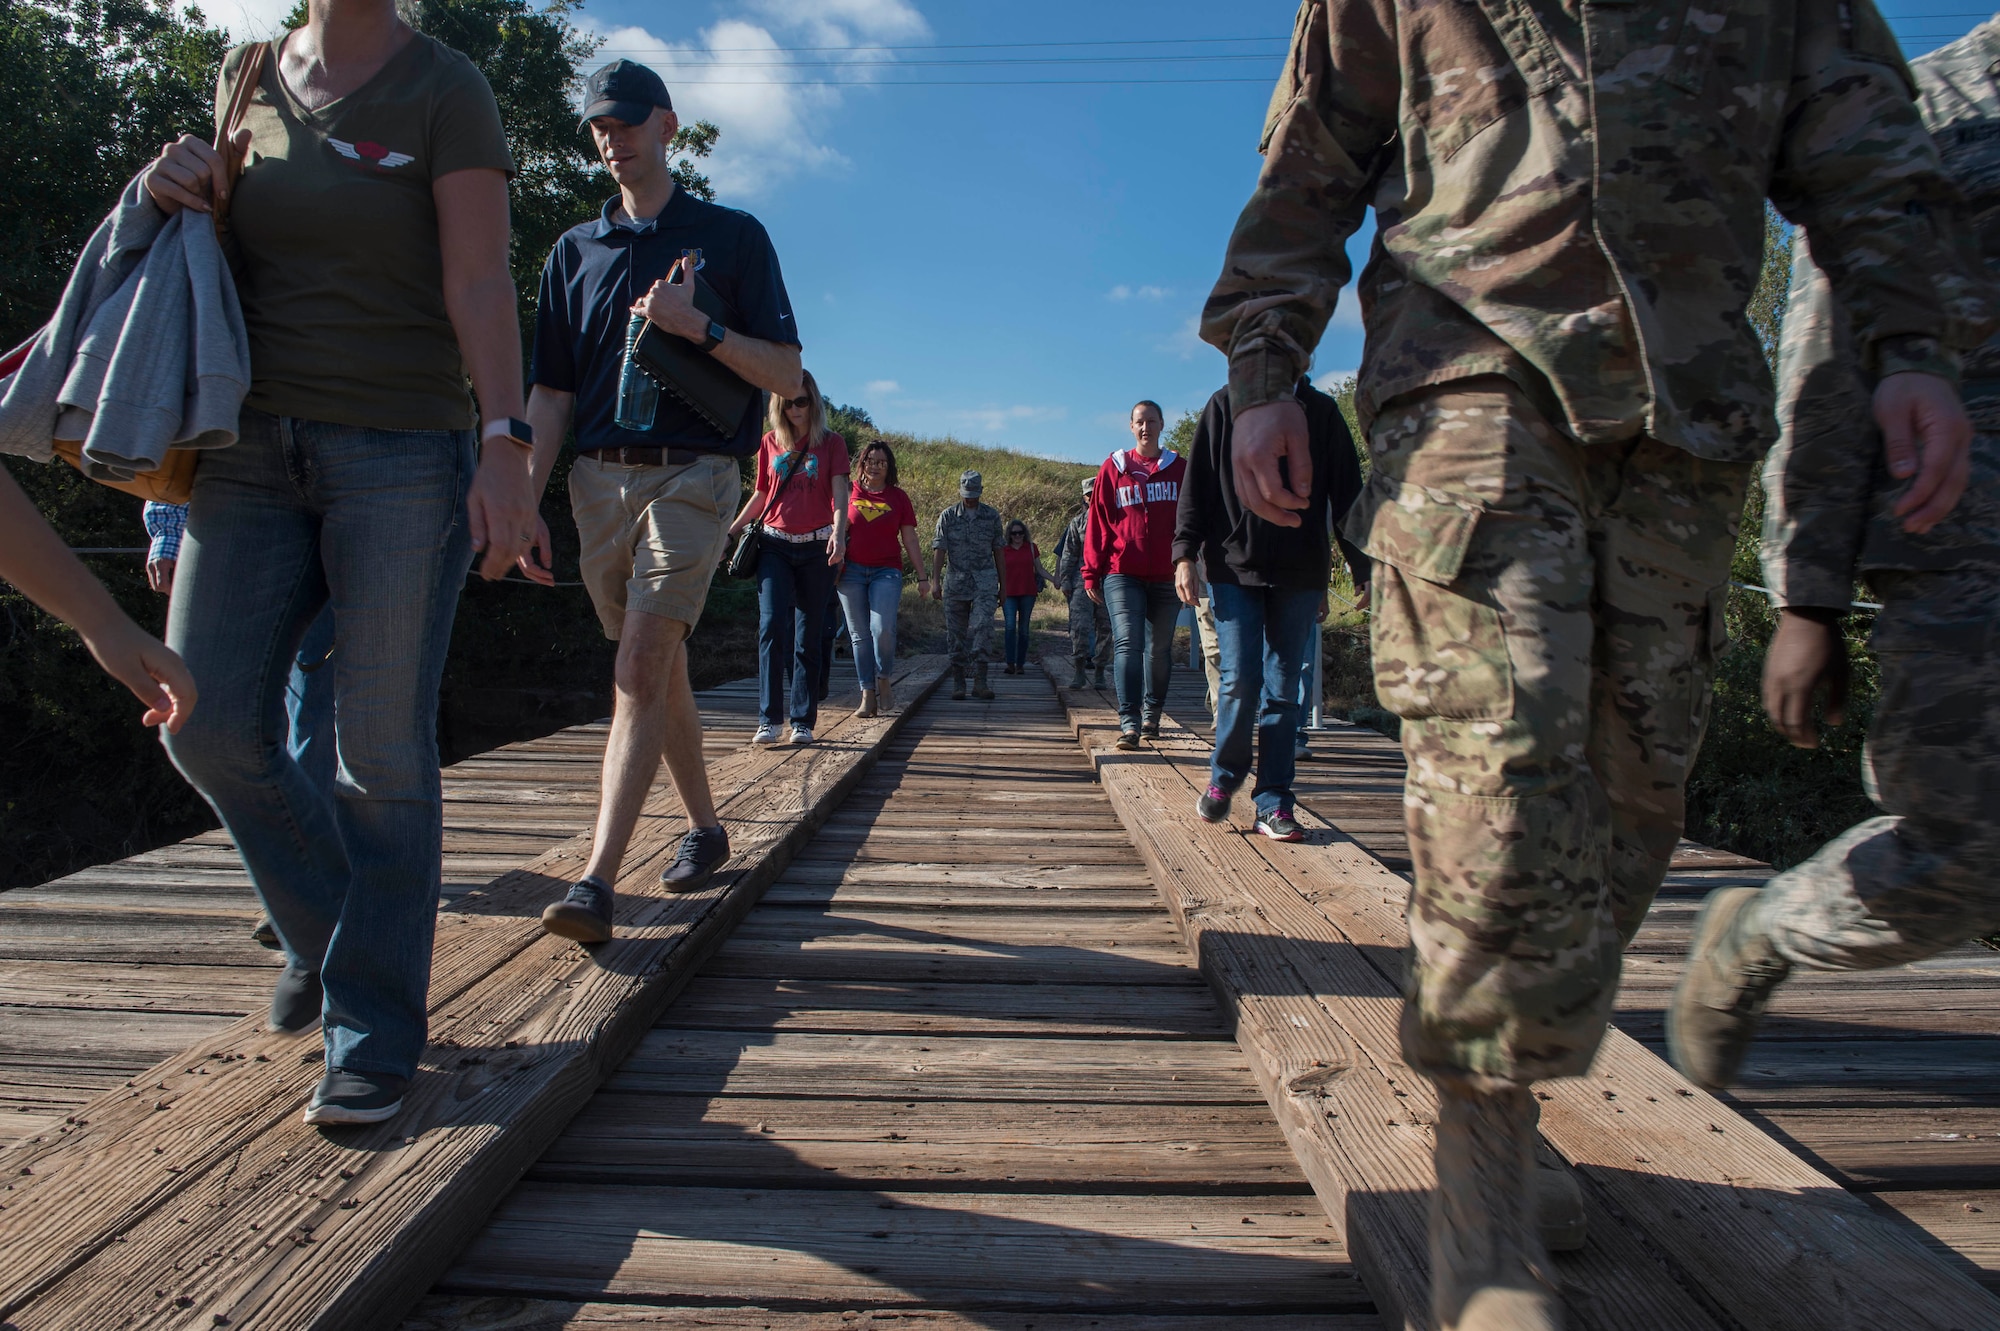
[1173,376,1366,839]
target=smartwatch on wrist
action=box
[698,320,726,353]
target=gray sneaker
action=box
[542,876,615,944]
[251,917,280,950]
[661,825,731,893]
[303,1069,409,1126]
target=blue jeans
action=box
[838,562,904,688]
[1102,573,1179,729]
[163,410,475,1080]
[286,605,337,792]
[758,538,836,728]
[1209,581,1321,815]
[1002,593,1037,667]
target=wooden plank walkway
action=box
[0,678,765,1147]
[0,658,951,1329]
[410,664,1379,1330]
[1125,652,2000,1316]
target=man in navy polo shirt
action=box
[522,60,804,944]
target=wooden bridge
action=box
[2,646,1997,1330]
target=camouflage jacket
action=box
[1765,19,2000,610]
[1200,0,1996,462]
[932,499,1005,592]
[1054,511,1089,594]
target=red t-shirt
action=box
[846,484,916,569]
[756,430,850,534]
[1002,542,1042,598]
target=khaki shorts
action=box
[569,451,742,640]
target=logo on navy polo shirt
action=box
[330,138,414,169]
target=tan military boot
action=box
[1431,1078,1562,1331]
[972,662,995,700]
[950,668,966,701]
[856,687,878,719]
[1667,886,1791,1091]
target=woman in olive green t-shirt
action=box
[139,0,540,1127]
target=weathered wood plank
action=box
[403,1300,1381,1331]
[528,1094,1307,1191]
[659,976,1221,1037]
[435,1185,1368,1312]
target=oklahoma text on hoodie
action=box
[1082,447,1186,588]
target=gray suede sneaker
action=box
[542,876,615,944]
[661,825,731,893]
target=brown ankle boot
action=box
[1431,1079,1562,1331]
[856,687,878,718]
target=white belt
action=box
[765,525,833,543]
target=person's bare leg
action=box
[581,609,709,885]
[655,621,718,830]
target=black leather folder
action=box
[630,273,760,438]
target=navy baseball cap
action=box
[579,60,673,130]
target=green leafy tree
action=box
[669,119,720,203]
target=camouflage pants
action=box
[1067,586,1112,667]
[944,582,998,672]
[1760,567,2000,970]
[1356,381,1749,1084]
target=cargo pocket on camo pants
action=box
[1363,480,1514,723]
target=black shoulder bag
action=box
[724,444,805,579]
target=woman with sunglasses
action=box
[730,372,849,744]
[999,520,1052,674]
[838,439,928,715]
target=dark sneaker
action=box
[1196,784,1232,823]
[251,917,280,950]
[542,876,615,944]
[1295,738,1312,762]
[1255,808,1304,842]
[1114,728,1141,752]
[268,965,323,1034]
[1140,715,1161,739]
[303,1069,409,1126]
[661,825,731,893]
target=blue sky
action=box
[206,0,1993,462]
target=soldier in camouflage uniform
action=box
[1671,16,2000,1096]
[932,469,1005,701]
[1055,477,1112,689]
[1201,2,1993,1326]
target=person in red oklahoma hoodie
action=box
[1082,400,1187,743]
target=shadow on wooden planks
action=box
[1040,651,2000,1331]
[0,656,949,1331]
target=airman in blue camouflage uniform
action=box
[1201,2,1995,1326]
[1671,14,2000,1097]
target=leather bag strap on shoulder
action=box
[212,41,269,226]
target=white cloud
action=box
[865,379,902,396]
[945,403,1069,436]
[205,0,295,40]
[1107,283,1171,302]
[1157,315,1213,361]
[1107,285,1132,302]
[582,1,928,199]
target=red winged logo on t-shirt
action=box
[329,138,415,169]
